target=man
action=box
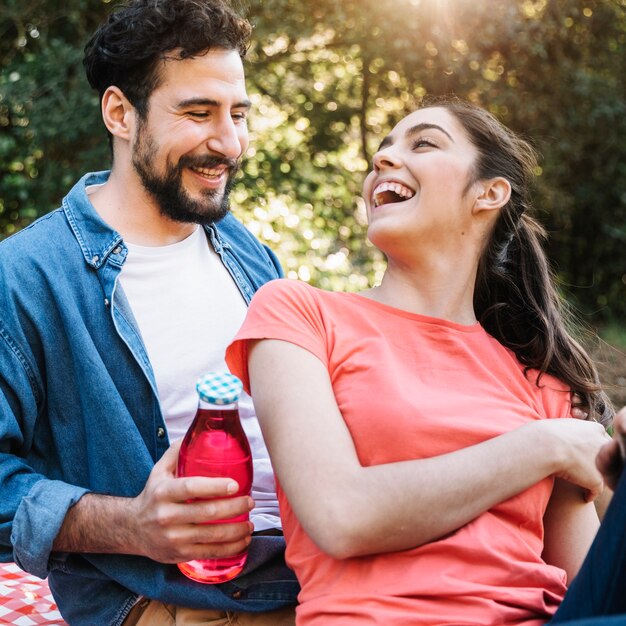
[549,405,626,624]
[0,1,297,624]
[597,405,626,492]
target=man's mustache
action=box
[178,155,239,175]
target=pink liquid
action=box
[178,552,249,584]
[177,407,253,583]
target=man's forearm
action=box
[52,493,140,554]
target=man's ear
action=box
[101,86,136,142]
[473,177,511,215]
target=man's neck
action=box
[89,168,197,246]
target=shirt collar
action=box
[62,171,123,269]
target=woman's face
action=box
[363,107,482,255]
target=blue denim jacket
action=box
[0,172,299,625]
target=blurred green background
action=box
[1,0,625,403]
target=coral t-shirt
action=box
[226,279,570,626]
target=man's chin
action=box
[158,201,230,226]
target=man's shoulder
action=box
[0,171,109,269]
[212,213,282,280]
[0,208,69,262]
[214,212,263,246]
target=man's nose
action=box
[206,117,247,160]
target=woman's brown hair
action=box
[422,96,613,426]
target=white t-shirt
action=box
[118,226,279,531]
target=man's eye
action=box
[188,112,209,119]
[232,112,248,121]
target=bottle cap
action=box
[196,372,243,405]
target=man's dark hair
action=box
[83,0,251,117]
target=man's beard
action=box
[131,124,239,225]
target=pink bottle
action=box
[177,372,253,583]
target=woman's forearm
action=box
[249,339,608,559]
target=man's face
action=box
[131,48,250,224]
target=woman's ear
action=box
[101,86,136,142]
[473,177,511,215]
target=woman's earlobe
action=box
[473,177,511,214]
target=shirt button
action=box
[156,427,166,439]
[113,246,122,255]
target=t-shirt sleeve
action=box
[226,279,328,394]
[532,371,572,421]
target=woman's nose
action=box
[372,148,400,171]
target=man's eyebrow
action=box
[175,98,252,110]
[376,122,455,151]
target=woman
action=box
[226,98,617,625]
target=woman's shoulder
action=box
[506,347,571,416]
[254,278,318,303]
[483,336,571,417]
[253,278,345,309]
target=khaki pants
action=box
[123,598,296,626]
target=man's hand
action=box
[596,406,626,491]
[129,439,254,563]
[54,440,254,563]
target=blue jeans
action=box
[550,469,626,623]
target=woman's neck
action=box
[362,252,480,325]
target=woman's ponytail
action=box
[476,211,612,425]
[426,96,614,426]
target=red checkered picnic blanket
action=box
[0,562,67,625]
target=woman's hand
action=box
[536,417,612,501]
[248,338,612,558]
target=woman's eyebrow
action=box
[376,122,455,152]
[405,122,455,142]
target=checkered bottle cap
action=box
[196,372,243,405]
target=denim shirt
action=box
[0,172,299,625]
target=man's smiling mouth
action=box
[190,165,226,179]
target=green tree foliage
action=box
[1,0,625,320]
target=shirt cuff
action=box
[11,479,89,578]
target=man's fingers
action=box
[190,539,252,561]
[176,495,254,525]
[185,520,253,545]
[596,439,624,491]
[156,522,253,563]
[178,536,252,562]
[173,476,242,501]
[614,407,626,455]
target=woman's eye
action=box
[412,138,436,150]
